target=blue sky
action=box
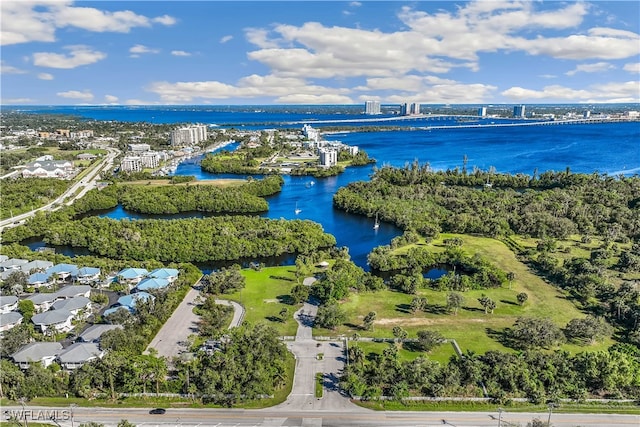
[1,1,639,105]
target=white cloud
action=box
[220,35,233,44]
[147,74,351,103]
[1,1,176,46]
[57,90,94,101]
[2,98,36,104]
[171,50,191,57]
[502,81,640,103]
[33,45,106,69]
[105,95,119,103]
[129,44,160,56]
[566,62,615,76]
[37,72,54,80]
[1,61,27,74]
[623,62,640,73]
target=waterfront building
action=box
[120,156,142,172]
[318,148,338,167]
[401,102,421,116]
[365,100,381,115]
[513,105,526,118]
[478,107,487,117]
[140,152,160,168]
[170,124,208,146]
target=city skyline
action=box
[1,1,639,105]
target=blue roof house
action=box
[77,267,101,284]
[46,263,79,280]
[148,268,179,282]
[135,277,170,291]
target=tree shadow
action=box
[276,294,295,305]
[396,303,412,313]
[424,304,448,315]
[266,315,284,323]
[500,299,518,306]
[344,322,360,329]
[486,327,519,349]
[269,275,294,282]
[462,306,484,313]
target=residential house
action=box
[20,260,54,274]
[11,342,63,369]
[56,285,91,299]
[31,309,74,333]
[26,292,59,313]
[0,258,28,271]
[0,296,18,314]
[1,269,25,282]
[77,267,101,284]
[78,324,123,343]
[135,277,170,292]
[148,268,179,283]
[57,343,104,370]
[28,272,53,288]
[52,296,92,320]
[117,292,154,309]
[116,268,148,287]
[46,264,79,281]
[0,312,23,333]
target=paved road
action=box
[4,405,638,426]
[0,146,119,232]
[146,285,246,359]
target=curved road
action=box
[0,146,119,232]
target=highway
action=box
[0,146,119,232]
[2,405,638,426]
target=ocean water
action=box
[15,105,640,269]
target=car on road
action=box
[149,408,166,415]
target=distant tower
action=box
[513,105,526,118]
[365,100,381,115]
[400,103,410,116]
[410,103,421,115]
[583,110,591,118]
[478,106,487,117]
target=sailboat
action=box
[295,202,302,215]
[373,212,380,229]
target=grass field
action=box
[226,266,303,336]
[314,234,613,355]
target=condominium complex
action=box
[478,107,487,117]
[170,124,208,146]
[364,100,381,115]
[513,105,526,118]
[400,102,421,116]
[318,148,338,167]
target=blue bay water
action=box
[17,106,639,269]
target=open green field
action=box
[226,266,303,336]
[354,340,457,365]
[315,234,613,355]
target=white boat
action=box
[295,202,302,215]
[373,213,380,229]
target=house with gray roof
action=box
[31,309,74,333]
[55,285,91,299]
[0,312,23,333]
[57,343,104,370]
[0,295,18,314]
[0,258,28,271]
[22,160,74,178]
[26,292,59,313]
[1,269,25,282]
[78,324,123,343]
[20,260,54,274]
[12,342,63,369]
[52,296,92,319]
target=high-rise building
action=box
[513,105,526,118]
[365,100,381,115]
[478,107,487,117]
[170,124,208,146]
[400,102,421,116]
[318,148,338,167]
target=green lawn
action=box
[226,266,302,336]
[315,234,613,355]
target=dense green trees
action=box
[1,178,69,219]
[334,166,640,241]
[342,344,640,400]
[24,216,335,262]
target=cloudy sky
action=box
[1,1,639,105]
